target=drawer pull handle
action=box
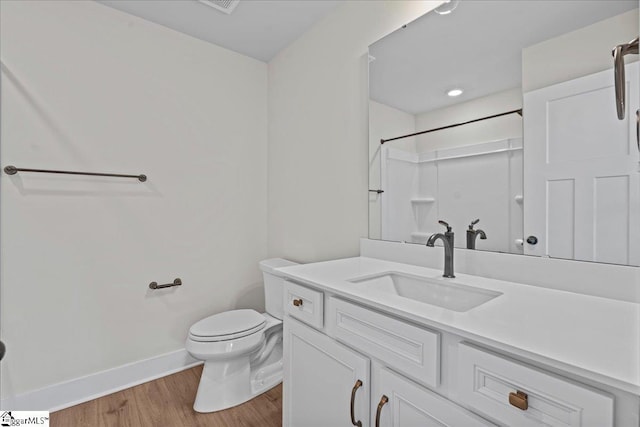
[350,379,363,427]
[292,298,303,307]
[509,390,528,411]
[375,395,389,427]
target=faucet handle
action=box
[469,219,480,230]
[438,220,452,232]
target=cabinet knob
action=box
[526,235,538,245]
[375,395,389,427]
[508,390,528,411]
[292,298,303,307]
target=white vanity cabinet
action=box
[283,313,491,427]
[282,279,637,427]
[283,281,493,427]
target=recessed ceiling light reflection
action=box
[447,88,463,97]
[434,0,460,15]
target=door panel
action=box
[524,62,639,265]
[374,367,494,427]
[284,318,370,427]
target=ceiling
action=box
[369,1,638,115]
[97,0,340,62]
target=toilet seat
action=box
[189,309,266,342]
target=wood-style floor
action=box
[50,365,282,427]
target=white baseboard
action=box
[0,348,202,412]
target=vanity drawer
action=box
[326,297,440,388]
[457,343,613,427]
[283,280,324,329]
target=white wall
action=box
[0,0,267,398]
[368,100,416,239]
[267,1,441,263]
[369,100,416,154]
[415,88,522,152]
[522,9,638,93]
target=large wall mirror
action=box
[369,0,640,266]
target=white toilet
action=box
[186,258,298,413]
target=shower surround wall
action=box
[1,0,268,405]
[368,100,416,240]
[381,139,523,253]
[371,88,523,251]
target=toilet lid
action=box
[189,309,266,339]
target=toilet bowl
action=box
[185,258,298,413]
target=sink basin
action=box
[349,272,502,312]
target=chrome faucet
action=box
[466,219,487,250]
[426,220,455,278]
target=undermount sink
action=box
[348,272,502,312]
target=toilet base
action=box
[193,357,282,413]
[187,324,283,412]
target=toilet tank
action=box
[259,258,298,320]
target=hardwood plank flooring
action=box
[50,365,282,427]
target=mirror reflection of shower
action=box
[368,0,640,265]
[376,104,523,254]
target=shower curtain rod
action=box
[380,108,523,145]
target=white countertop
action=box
[278,256,640,395]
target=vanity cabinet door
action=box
[374,367,495,427]
[284,317,370,427]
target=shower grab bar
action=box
[3,165,147,182]
[612,37,638,120]
[149,278,182,290]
